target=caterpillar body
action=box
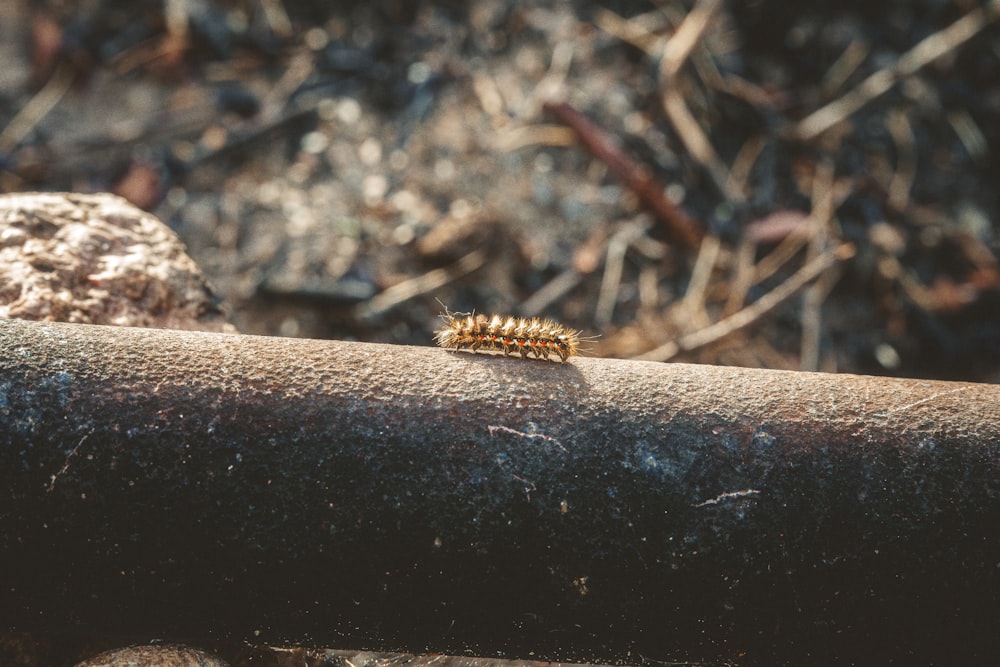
[435,311,582,362]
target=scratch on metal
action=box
[46,432,91,492]
[487,423,567,451]
[885,386,971,415]
[694,488,761,507]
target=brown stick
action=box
[1,319,996,665]
[544,101,703,249]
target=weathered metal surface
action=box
[1,318,997,665]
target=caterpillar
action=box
[434,310,583,362]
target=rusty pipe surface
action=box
[1,318,997,665]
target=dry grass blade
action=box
[660,88,742,201]
[521,268,582,317]
[593,8,669,55]
[661,0,725,79]
[885,110,917,212]
[356,248,488,320]
[799,162,837,371]
[634,243,855,362]
[679,233,722,330]
[793,0,1000,140]
[658,0,744,202]
[0,61,75,153]
[596,2,743,202]
[595,221,651,327]
[260,0,293,39]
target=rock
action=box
[74,644,228,667]
[0,192,233,332]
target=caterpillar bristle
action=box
[434,310,583,362]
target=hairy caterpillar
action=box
[434,310,583,362]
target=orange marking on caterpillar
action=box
[434,310,583,362]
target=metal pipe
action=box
[1,318,997,664]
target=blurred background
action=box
[2,0,999,382]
